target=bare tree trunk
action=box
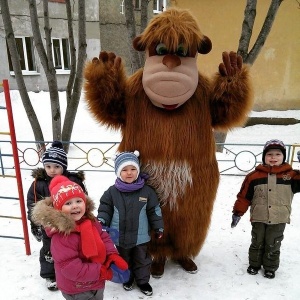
[28,0,61,140]
[238,0,283,65]
[124,0,141,73]
[0,0,45,149]
[237,0,257,61]
[215,0,283,150]
[139,0,151,65]
[62,0,87,151]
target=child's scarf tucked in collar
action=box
[75,218,106,263]
[114,173,148,192]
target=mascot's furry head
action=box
[133,8,212,55]
[131,8,213,110]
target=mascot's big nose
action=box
[162,54,181,69]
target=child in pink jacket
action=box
[32,175,129,300]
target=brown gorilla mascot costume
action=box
[84,8,253,277]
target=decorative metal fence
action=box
[1,140,300,178]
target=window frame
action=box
[153,0,167,14]
[7,36,39,76]
[51,37,71,74]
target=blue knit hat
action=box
[113,151,140,179]
[42,141,68,171]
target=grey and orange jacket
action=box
[233,163,300,224]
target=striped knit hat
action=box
[42,141,68,171]
[113,151,140,179]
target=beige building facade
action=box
[170,0,300,111]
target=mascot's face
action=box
[133,8,212,111]
[142,49,199,110]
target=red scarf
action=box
[75,219,106,263]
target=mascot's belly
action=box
[143,160,193,209]
[144,158,219,259]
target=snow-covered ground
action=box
[0,91,300,300]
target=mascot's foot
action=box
[177,258,198,274]
[151,257,166,278]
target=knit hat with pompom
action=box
[42,141,68,171]
[113,151,140,179]
[49,175,86,210]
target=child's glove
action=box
[100,265,113,281]
[104,254,130,284]
[110,264,131,283]
[104,253,128,270]
[31,223,43,242]
[231,214,241,228]
[155,229,163,239]
[101,226,119,244]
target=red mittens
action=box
[104,253,128,270]
[100,265,113,281]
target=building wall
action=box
[2,1,298,111]
[170,0,300,111]
[0,0,100,91]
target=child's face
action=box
[265,149,284,166]
[44,163,63,177]
[120,165,138,183]
[61,197,86,221]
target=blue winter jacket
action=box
[97,185,164,248]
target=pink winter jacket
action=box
[32,197,118,295]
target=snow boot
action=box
[247,265,261,275]
[264,270,275,279]
[138,283,153,296]
[45,278,58,291]
[123,277,134,291]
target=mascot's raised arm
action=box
[84,8,253,277]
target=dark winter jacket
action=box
[32,197,118,295]
[98,185,164,248]
[233,163,300,224]
[27,168,86,222]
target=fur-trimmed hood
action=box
[31,168,85,181]
[32,196,96,235]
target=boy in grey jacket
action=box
[98,151,164,296]
[231,139,300,279]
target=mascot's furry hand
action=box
[83,51,127,126]
[91,51,121,72]
[218,51,243,77]
[85,51,122,94]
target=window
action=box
[7,36,37,73]
[153,0,166,13]
[52,38,70,72]
[48,0,66,3]
[120,0,124,14]
[134,0,141,10]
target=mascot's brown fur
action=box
[83,8,253,276]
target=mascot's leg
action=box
[149,180,217,276]
[177,258,198,273]
[150,256,166,278]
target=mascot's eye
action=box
[156,43,168,56]
[176,44,188,57]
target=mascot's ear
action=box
[133,35,145,52]
[198,36,212,54]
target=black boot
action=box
[264,270,275,279]
[247,265,261,275]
